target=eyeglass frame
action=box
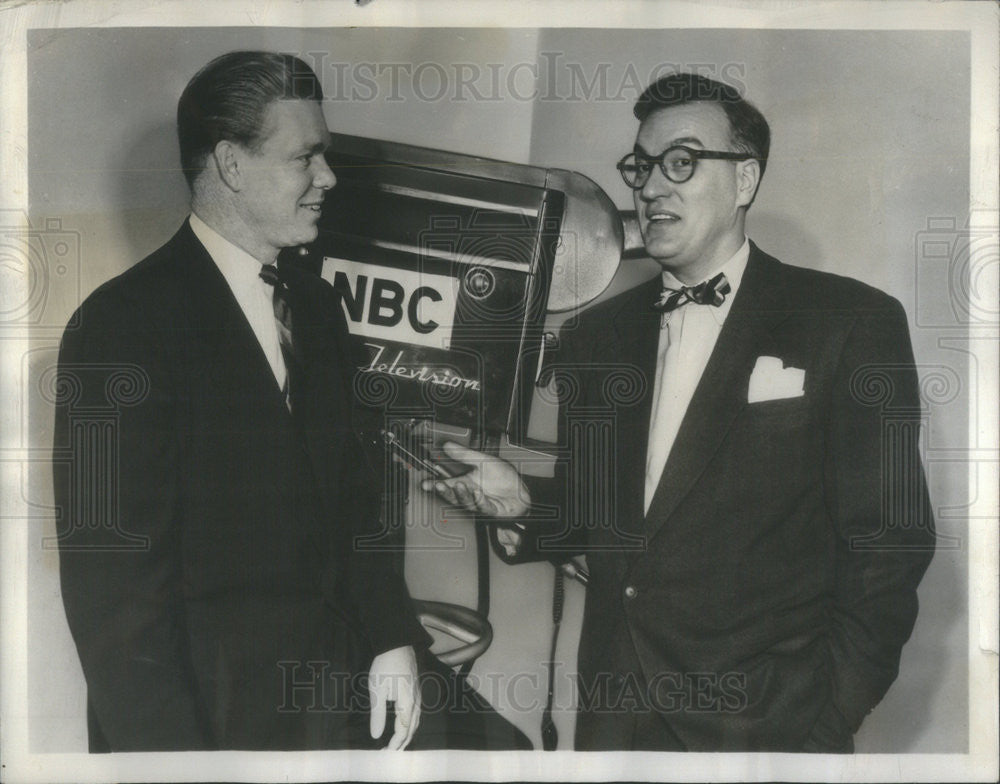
[616,145,758,188]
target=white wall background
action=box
[25,26,969,753]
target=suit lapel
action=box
[605,277,661,549]
[172,221,352,517]
[174,220,290,416]
[642,245,789,540]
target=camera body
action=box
[299,133,622,448]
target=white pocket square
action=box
[747,356,805,403]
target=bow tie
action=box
[652,272,732,314]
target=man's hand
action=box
[420,442,531,518]
[368,645,420,750]
[495,525,525,558]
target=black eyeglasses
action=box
[617,145,756,188]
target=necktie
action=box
[653,272,731,326]
[259,264,298,412]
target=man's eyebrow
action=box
[635,136,705,155]
[296,136,329,156]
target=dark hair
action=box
[634,73,770,179]
[177,51,324,188]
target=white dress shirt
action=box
[644,238,750,513]
[189,213,287,392]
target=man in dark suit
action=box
[53,51,427,751]
[426,73,936,752]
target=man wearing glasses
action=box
[426,73,935,751]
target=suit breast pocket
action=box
[743,396,811,429]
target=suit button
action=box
[624,585,637,599]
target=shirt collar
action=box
[660,237,750,324]
[189,212,273,297]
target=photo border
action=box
[1,1,996,782]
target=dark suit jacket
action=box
[53,220,428,751]
[515,242,935,751]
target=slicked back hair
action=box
[177,51,324,188]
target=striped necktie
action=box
[259,264,299,412]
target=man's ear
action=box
[212,140,243,191]
[735,158,762,208]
